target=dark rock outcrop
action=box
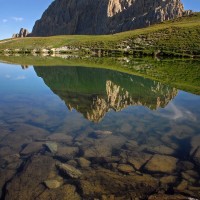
[12,28,29,38]
[31,0,186,36]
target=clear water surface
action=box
[0,61,200,199]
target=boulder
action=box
[76,157,91,168]
[20,142,43,156]
[127,152,152,170]
[144,154,178,174]
[45,142,58,154]
[56,146,79,160]
[56,163,82,179]
[117,164,135,173]
[37,184,81,200]
[44,180,62,189]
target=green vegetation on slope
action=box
[0,13,199,56]
[34,66,177,113]
[0,55,199,95]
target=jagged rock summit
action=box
[31,0,188,36]
[12,28,29,38]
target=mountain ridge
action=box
[31,0,189,36]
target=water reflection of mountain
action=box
[34,66,177,122]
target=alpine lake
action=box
[0,55,200,200]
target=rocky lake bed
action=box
[0,59,200,199]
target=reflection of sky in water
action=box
[0,63,51,93]
[0,63,200,136]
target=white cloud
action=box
[12,17,24,22]
[2,19,8,23]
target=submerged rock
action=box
[20,142,43,156]
[148,194,190,200]
[44,180,61,189]
[45,142,58,154]
[4,155,56,200]
[127,152,152,170]
[193,147,200,166]
[79,167,159,199]
[190,135,200,155]
[76,157,91,168]
[144,154,178,174]
[145,145,175,155]
[47,133,73,143]
[37,184,81,200]
[56,146,79,160]
[117,164,135,174]
[176,179,188,191]
[56,163,82,179]
[160,175,177,185]
[94,130,112,135]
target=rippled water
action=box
[0,61,200,200]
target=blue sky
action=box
[0,0,199,40]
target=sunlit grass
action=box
[0,13,199,55]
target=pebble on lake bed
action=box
[56,163,82,179]
[45,142,58,154]
[44,180,61,189]
[144,154,178,174]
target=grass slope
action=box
[0,13,199,56]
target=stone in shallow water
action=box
[193,147,200,166]
[56,146,79,160]
[0,146,14,157]
[181,172,196,184]
[124,140,138,150]
[76,157,91,168]
[145,145,175,155]
[83,145,112,158]
[67,160,78,167]
[37,184,81,200]
[45,142,58,154]
[127,152,152,170]
[20,142,43,155]
[56,163,82,179]
[82,135,126,158]
[4,155,56,200]
[79,167,159,199]
[0,169,17,198]
[148,194,189,200]
[176,179,188,191]
[47,133,73,143]
[144,154,178,174]
[160,175,177,185]
[44,180,61,189]
[94,130,112,135]
[180,161,194,170]
[117,164,135,173]
[190,135,200,155]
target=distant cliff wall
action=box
[31,0,186,36]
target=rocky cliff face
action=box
[31,0,185,36]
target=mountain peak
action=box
[31,0,187,36]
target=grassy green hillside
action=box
[0,13,199,56]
